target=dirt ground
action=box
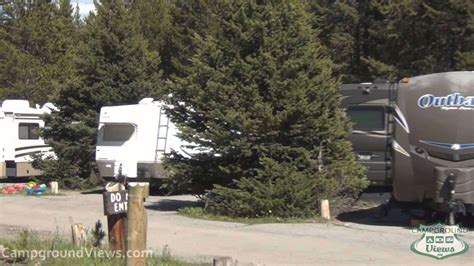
[1,191,473,265]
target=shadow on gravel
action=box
[145,199,204,212]
[337,191,412,228]
[336,204,412,228]
[337,204,474,229]
[79,185,168,196]
[81,188,105,194]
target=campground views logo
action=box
[418,93,474,110]
[411,223,469,259]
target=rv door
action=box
[341,83,392,186]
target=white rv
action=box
[0,99,57,178]
[96,98,189,179]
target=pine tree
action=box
[458,1,474,68]
[309,0,361,82]
[39,0,162,187]
[131,0,170,53]
[73,2,83,27]
[374,0,473,77]
[309,0,473,83]
[0,0,77,104]
[160,0,221,79]
[166,0,367,217]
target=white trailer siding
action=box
[96,99,190,179]
[0,100,55,177]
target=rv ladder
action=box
[385,82,397,180]
[155,107,170,161]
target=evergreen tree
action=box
[458,0,474,68]
[310,0,473,83]
[160,0,222,79]
[131,0,170,54]
[39,0,162,187]
[73,2,83,27]
[166,0,367,217]
[309,0,361,82]
[0,0,77,104]
[373,0,473,77]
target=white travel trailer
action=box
[0,99,57,178]
[96,98,190,179]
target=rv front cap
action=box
[418,93,474,108]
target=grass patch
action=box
[0,230,209,266]
[178,207,325,224]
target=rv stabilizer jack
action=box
[446,173,466,225]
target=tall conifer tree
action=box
[309,0,473,82]
[0,0,77,103]
[40,0,162,186]
[166,0,367,217]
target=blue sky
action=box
[76,0,95,17]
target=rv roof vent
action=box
[139,98,154,104]
[2,99,30,109]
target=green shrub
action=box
[205,157,366,218]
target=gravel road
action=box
[0,192,473,265]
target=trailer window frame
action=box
[18,123,40,140]
[346,105,386,132]
[101,124,136,142]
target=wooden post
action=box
[71,223,87,246]
[105,182,127,254]
[108,213,126,254]
[126,183,149,266]
[320,199,331,220]
[49,181,59,194]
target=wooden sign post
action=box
[103,190,128,215]
[103,183,127,254]
[126,182,149,266]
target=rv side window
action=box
[19,123,40,140]
[346,106,385,131]
[103,124,135,141]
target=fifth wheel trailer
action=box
[95,98,192,179]
[0,99,57,178]
[342,71,474,218]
